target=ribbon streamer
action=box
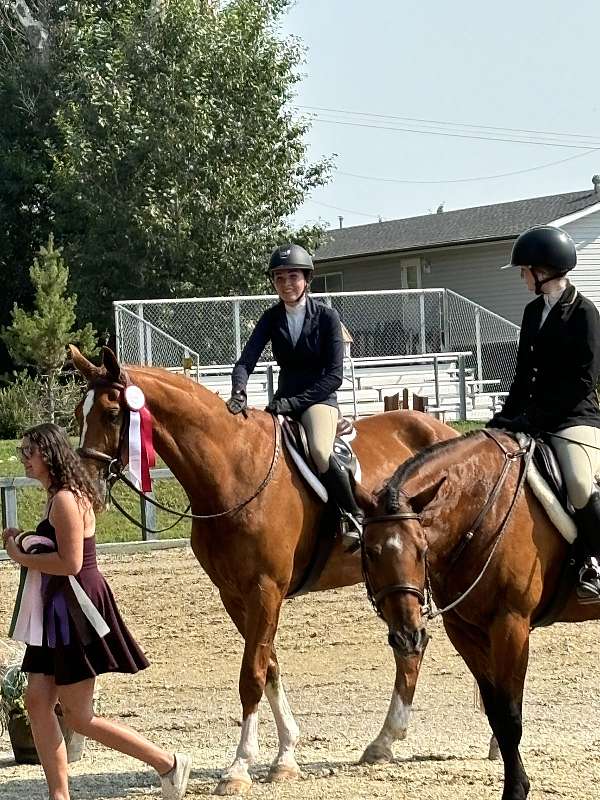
[127,404,155,493]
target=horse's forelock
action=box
[385,485,403,514]
[86,367,129,395]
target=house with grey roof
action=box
[314,179,600,325]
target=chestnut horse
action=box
[70,346,457,795]
[359,429,600,800]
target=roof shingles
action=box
[315,189,600,262]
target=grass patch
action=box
[450,420,485,434]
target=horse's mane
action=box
[383,429,485,512]
[86,363,223,407]
[127,364,209,393]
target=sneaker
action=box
[160,752,191,800]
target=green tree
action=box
[0,1,332,334]
[2,234,98,422]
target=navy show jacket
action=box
[231,296,344,415]
[501,283,600,432]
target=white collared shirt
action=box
[540,289,563,328]
[285,295,307,345]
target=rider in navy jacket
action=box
[231,296,344,415]
[226,243,362,546]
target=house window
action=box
[312,272,343,293]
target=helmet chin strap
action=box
[532,270,567,296]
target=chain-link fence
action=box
[114,289,519,389]
[116,305,201,376]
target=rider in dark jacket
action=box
[488,225,600,601]
[226,243,362,544]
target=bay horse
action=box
[359,428,600,800]
[70,345,457,795]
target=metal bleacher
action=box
[191,351,505,422]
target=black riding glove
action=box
[486,413,535,435]
[265,397,293,416]
[486,413,509,430]
[226,390,248,417]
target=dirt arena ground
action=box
[2,546,600,800]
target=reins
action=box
[78,382,282,533]
[362,430,536,621]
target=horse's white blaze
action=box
[79,390,95,447]
[384,534,404,553]
[368,689,411,752]
[221,711,259,783]
[265,675,300,769]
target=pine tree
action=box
[2,235,98,422]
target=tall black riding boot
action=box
[321,455,364,549]
[575,491,600,603]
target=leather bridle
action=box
[360,431,535,622]
[360,511,426,620]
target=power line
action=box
[304,198,382,219]
[299,104,600,145]
[337,147,600,185]
[310,115,600,150]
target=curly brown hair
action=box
[23,423,103,511]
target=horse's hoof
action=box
[213,777,252,796]
[268,763,301,782]
[359,744,394,764]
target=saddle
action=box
[280,416,360,500]
[281,416,361,600]
[516,433,592,626]
[531,438,573,515]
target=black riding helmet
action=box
[502,225,577,295]
[267,243,314,278]
[507,225,577,274]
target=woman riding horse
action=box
[488,225,600,601]
[226,243,363,546]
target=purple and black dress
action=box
[17,516,149,685]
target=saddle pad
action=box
[280,416,361,502]
[516,433,577,544]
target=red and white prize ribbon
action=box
[124,385,155,492]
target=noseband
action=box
[361,511,428,619]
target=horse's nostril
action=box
[388,627,429,655]
[412,627,430,650]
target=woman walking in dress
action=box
[2,423,190,800]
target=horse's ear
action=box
[101,346,123,382]
[354,482,378,517]
[69,345,100,381]
[409,474,446,514]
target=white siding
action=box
[564,211,600,308]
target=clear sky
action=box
[280,0,600,231]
